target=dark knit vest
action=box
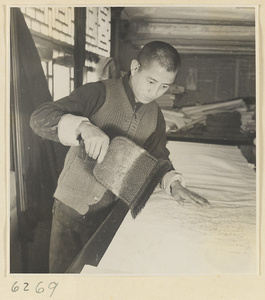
[54,78,159,215]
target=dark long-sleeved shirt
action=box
[30,73,171,161]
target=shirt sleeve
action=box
[30,81,106,143]
[160,170,186,194]
[57,114,90,146]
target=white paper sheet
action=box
[82,142,257,275]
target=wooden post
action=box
[74,8,86,89]
[110,7,123,61]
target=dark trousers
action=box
[49,192,116,273]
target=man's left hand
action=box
[170,180,210,208]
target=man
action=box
[30,41,210,273]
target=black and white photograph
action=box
[7,2,260,296]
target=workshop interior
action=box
[10,6,257,274]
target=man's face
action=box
[129,59,178,104]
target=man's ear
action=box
[130,59,140,76]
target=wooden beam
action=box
[125,22,255,42]
[126,37,255,47]
[126,37,255,55]
[125,18,255,27]
[125,41,255,55]
[122,7,255,24]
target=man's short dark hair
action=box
[137,41,181,72]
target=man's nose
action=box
[148,85,159,98]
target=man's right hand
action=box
[76,121,109,163]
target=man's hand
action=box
[170,180,210,208]
[76,121,109,163]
